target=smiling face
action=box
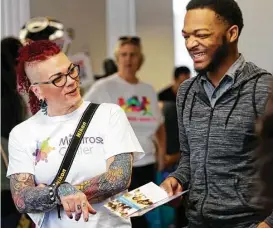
[26,52,81,113]
[182,8,238,74]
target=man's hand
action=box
[160,177,183,207]
[160,177,183,196]
[58,183,96,222]
[257,222,271,228]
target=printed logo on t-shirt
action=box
[118,96,156,122]
[58,134,104,156]
[33,137,55,165]
[33,135,104,164]
[118,96,152,115]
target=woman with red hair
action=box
[7,40,144,227]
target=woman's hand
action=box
[58,183,96,222]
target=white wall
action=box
[173,0,194,74]
[135,0,174,91]
[237,0,273,73]
[106,0,136,58]
[1,0,30,38]
[30,0,107,74]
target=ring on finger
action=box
[77,205,81,211]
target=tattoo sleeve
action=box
[10,174,80,214]
[57,183,80,197]
[10,173,57,213]
[75,153,132,203]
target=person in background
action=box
[1,37,27,228]
[161,0,273,227]
[159,102,188,228]
[157,66,191,227]
[94,58,118,81]
[161,102,180,171]
[158,66,191,102]
[84,36,166,228]
[1,37,26,139]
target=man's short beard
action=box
[195,36,229,75]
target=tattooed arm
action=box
[10,153,132,214]
[10,173,58,213]
[75,153,133,204]
[10,173,95,221]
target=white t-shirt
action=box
[7,101,144,228]
[84,74,163,167]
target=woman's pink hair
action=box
[16,40,61,114]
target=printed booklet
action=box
[104,182,188,218]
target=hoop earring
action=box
[39,99,48,115]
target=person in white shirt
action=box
[7,40,144,228]
[84,36,166,227]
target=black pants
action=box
[129,164,155,228]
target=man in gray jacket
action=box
[161,0,273,227]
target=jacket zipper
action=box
[200,107,214,224]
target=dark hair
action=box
[103,58,117,76]
[174,66,190,80]
[1,37,25,138]
[186,0,244,36]
[1,37,22,67]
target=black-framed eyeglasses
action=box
[32,64,80,88]
[119,36,141,45]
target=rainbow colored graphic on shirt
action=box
[118,96,153,116]
[33,137,55,165]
